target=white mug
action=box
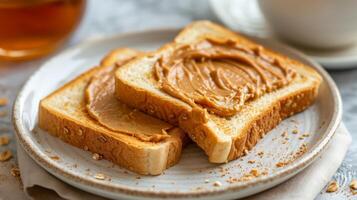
[258,0,357,49]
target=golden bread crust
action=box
[39,48,187,175]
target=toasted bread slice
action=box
[115,21,322,163]
[39,48,187,175]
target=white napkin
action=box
[17,123,352,200]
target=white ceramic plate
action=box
[14,29,342,200]
[210,0,357,70]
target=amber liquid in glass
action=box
[0,0,85,61]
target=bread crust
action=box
[39,48,187,175]
[115,21,322,163]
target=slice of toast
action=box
[39,48,187,175]
[115,21,322,163]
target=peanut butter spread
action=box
[154,39,296,117]
[86,63,172,143]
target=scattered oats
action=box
[10,166,20,177]
[0,135,10,146]
[213,181,222,187]
[298,136,304,140]
[0,150,12,161]
[205,179,210,183]
[50,155,60,160]
[292,129,298,134]
[92,153,102,160]
[0,98,8,106]
[248,160,255,164]
[250,169,260,177]
[83,146,89,151]
[326,181,339,193]
[302,133,310,137]
[350,179,357,190]
[94,173,106,180]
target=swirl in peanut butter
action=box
[154,39,296,117]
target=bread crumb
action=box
[241,174,254,181]
[0,135,10,146]
[292,129,298,134]
[83,146,89,151]
[92,153,102,160]
[248,160,255,164]
[213,181,222,187]
[0,98,8,106]
[350,179,357,190]
[205,179,210,183]
[94,173,106,180]
[0,150,12,161]
[302,133,310,137]
[326,181,338,193]
[50,155,60,160]
[298,136,304,140]
[10,166,20,177]
[257,151,264,157]
[276,162,285,168]
[243,149,249,155]
[250,169,260,177]
[281,131,287,137]
[261,171,268,176]
[352,190,357,195]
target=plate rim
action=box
[13,28,342,199]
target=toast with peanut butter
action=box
[39,48,188,175]
[115,21,322,163]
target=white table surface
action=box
[0,0,355,199]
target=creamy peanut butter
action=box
[154,39,296,117]
[86,60,172,142]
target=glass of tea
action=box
[0,0,86,61]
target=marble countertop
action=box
[0,0,356,199]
